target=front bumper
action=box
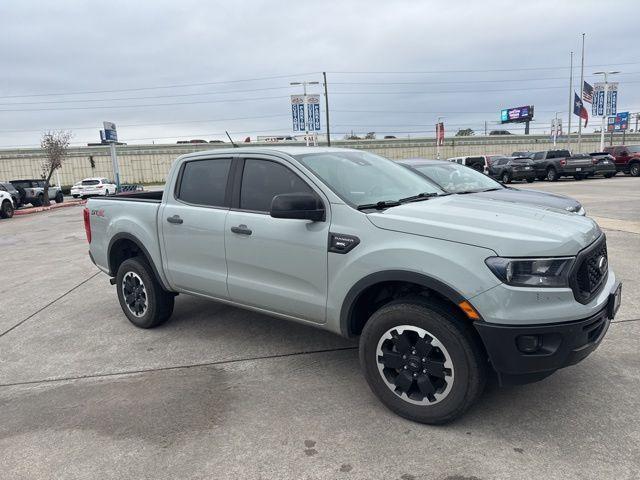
[473,281,621,384]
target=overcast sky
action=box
[1,0,639,148]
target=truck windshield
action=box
[295,151,443,208]
[412,163,503,194]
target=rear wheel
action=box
[55,191,64,203]
[0,200,14,219]
[630,163,640,177]
[546,167,558,182]
[32,194,44,207]
[501,171,511,184]
[359,299,486,424]
[116,257,175,328]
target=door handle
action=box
[167,215,183,224]
[230,224,252,235]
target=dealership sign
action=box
[500,105,534,124]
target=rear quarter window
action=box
[176,158,232,207]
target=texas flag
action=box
[574,92,589,127]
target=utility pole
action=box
[290,80,320,146]
[553,112,560,147]
[578,33,585,151]
[322,72,331,146]
[484,120,487,136]
[436,116,444,159]
[593,71,620,151]
[567,51,574,151]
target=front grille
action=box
[571,235,608,304]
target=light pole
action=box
[436,116,444,159]
[290,81,319,146]
[553,111,562,147]
[593,71,620,151]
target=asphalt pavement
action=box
[0,176,638,480]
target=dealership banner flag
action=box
[582,81,594,104]
[573,92,589,127]
[435,122,445,146]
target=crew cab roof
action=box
[177,146,367,161]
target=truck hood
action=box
[367,195,600,257]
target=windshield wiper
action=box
[356,200,402,211]
[398,192,448,203]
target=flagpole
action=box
[567,51,573,151]
[578,33,585,151]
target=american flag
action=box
[582,81,594,104]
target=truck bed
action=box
[98,190,163,202]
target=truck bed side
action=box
[87,195,168,288]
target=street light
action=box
[290,81,320,146]
[593,71,620,151]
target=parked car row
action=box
[446,144,640,184]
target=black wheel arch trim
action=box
[339,270,468,337]
[107,232,171,291]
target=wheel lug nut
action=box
[422,358,427,362]
[403,366,407,369]
[413,373,417,377]
[402,355,406,360]
[411,350,416,354]
[422,369,427,374]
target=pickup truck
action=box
[86,147,622,424]
[603,145,640,176]
[10,179,64,206]
[530,150,595,181]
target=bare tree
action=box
[40,130,72,206]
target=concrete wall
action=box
[1,133,637,186]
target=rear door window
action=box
[177,158,232,207]
[240,159,313,212]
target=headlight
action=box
[485,257,574,287]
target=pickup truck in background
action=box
[530,150,595,181]
[603,145,640,176]
[85,147,621,424]
[10,179,64,206]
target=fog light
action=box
[516,335,542,354]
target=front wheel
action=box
[359,300,486,424]
[501,172,511,184]
[546,168,558,182]
[630,163,640,177]
[55,192,64,203]
[0,200,14,219]
[116,257,175,328]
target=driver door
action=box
[225,157,329,323]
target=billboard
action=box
[500,105,534,124]
[607,112,629,132]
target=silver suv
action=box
[86,147,622,424]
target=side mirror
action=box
[270,193,325,222]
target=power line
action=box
[327,61,640,75]
[0,72,322,99]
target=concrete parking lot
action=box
[1,176,639,480]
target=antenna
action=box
[225,131,238,148]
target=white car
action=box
[72,178,117,198]
[0,190,14,218]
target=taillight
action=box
[83,208,91,243]
[560,159,567,166]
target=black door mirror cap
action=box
[270,193,325,222]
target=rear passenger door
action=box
[224,156,329,323]
[160,156,233,299]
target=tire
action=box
[0,200,14,219]
[72,195,79,198]
[501,171,511,184]
[604,173,615,178]
[630,163,640,177]
[116,257,175,329]
[55,192,64,203]
[546,167,558,182]
[104,189,110,196]
[359,299,487,424]
[526,177,535,183]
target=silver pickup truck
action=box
[86,147,621,424]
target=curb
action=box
[14,199,86,216]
